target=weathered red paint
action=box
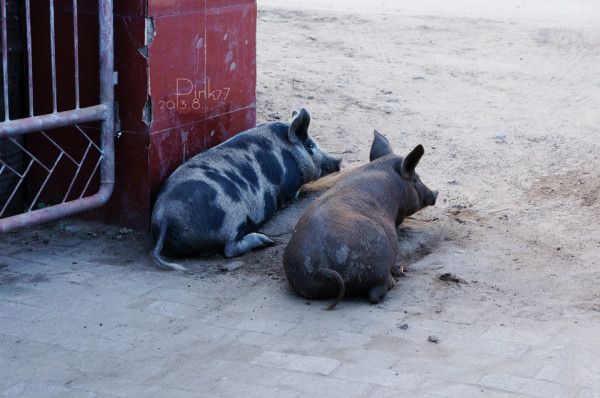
[88,1,254,228]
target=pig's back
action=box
[153,123,298,252]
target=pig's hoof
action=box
[368,285,387,304]
[224,233,275,258]
[387,275,397,289]
[391,263,406,278]
[259,234,275,247]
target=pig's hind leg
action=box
[224,233,275,258]
[369,271,396,304]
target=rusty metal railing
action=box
[0,0,115,232]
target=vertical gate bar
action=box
[72,0,79,109]
[98,0,115,194]
[1,0,9,121]
[25,0,33,116]
[49,0,57,113]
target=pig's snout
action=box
[332,157,342,172]
[321,157,342,176]
[429,190,438,206]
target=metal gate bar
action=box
[1,0,8,122]
[0,0,115,232]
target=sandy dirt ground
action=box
[1,1,600,396]
[256,0,600,322]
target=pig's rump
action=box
[154,173,273,255]
[283,204,396,299]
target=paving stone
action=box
[1,317,132,353]
[577,386,600,398]
[478,373,567,397]
[449,337,531,361]
[328,347,401,369]
[321,328,374,346]
[146,300,201,320]
[1,381,71,398]
[368,386,426,398]
[227,317,299,336]
[428,382,528,398]
[481,326,555,346]
[58,388,123,397]
[0,300,59,322]
[535,365,599,390]
[251,350,341,375]
[392,358,483,385]
[157,358,289,392]
[521,346,566,367]
[67,378,193,398]
[332,363,424,390]
[236,329,320,353]
[204,342,264,363]
[364,334,413,352]
[138,285,225,309]
[275,371,376,398]
[209,379,300,398]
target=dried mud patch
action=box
[531,170,600,207]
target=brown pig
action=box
[283,131,438,309]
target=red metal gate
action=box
[0,0,115,232]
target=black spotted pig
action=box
[151,109,341,270]
[283,130,437,309]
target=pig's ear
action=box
[289,108,310,143]
[400,145,424,176]
[370,130,394,161]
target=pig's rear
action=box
[283,203,395,309]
